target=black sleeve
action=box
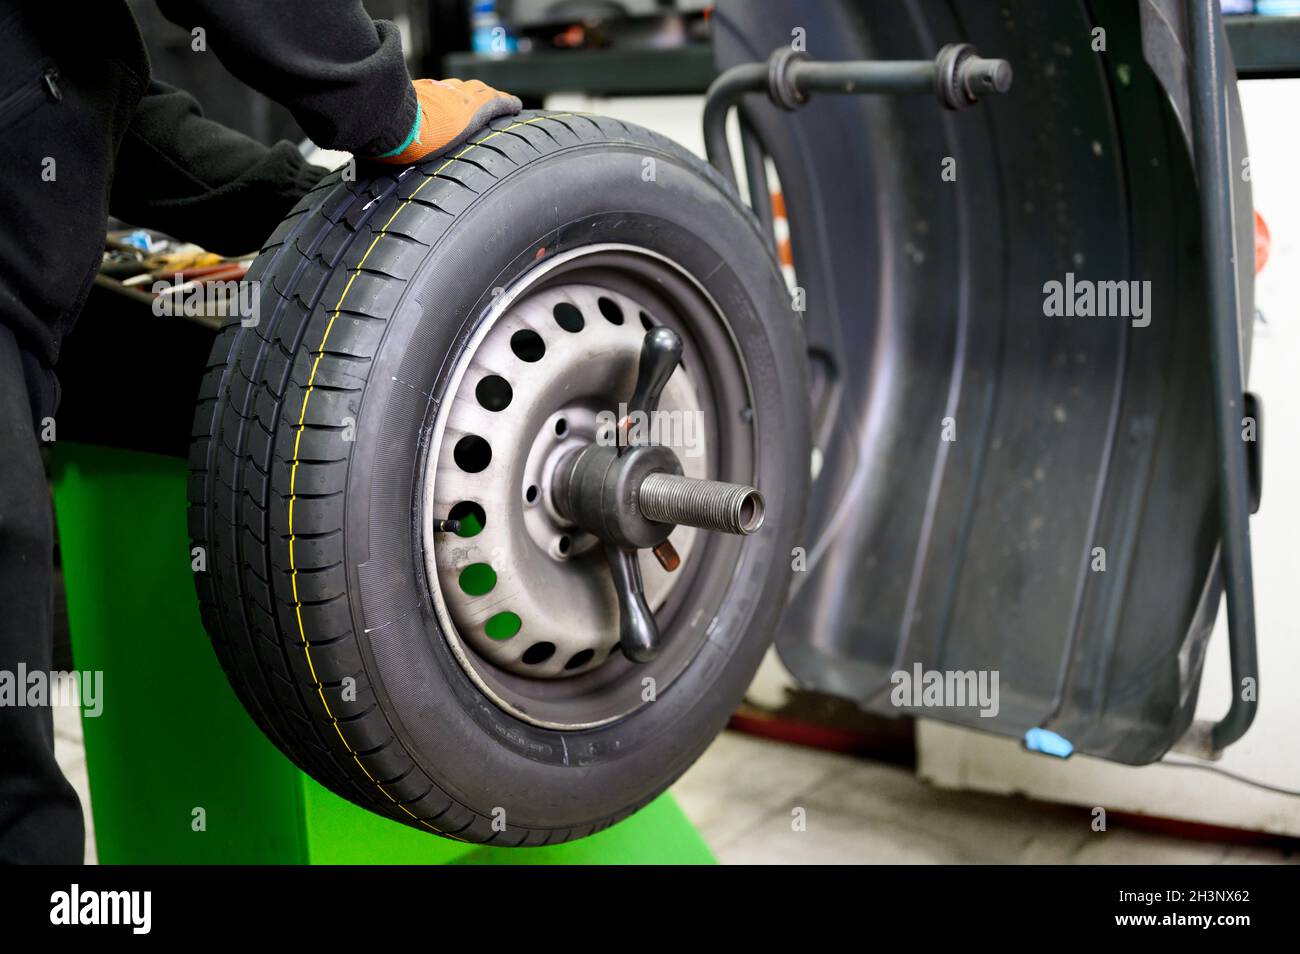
[154,0,418,156]
[109,82,329,256]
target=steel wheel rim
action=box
[421,245,757,729]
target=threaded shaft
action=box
[637,473,765,535]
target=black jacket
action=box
[0,0,419,366]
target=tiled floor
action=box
[55,706,1296,865]
[669,731,1300,865]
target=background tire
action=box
[188,110,809,844]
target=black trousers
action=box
[0,322,83,863]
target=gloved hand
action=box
[371,78,522,165]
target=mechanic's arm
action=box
[109,81,328,256]
[154,0,520,163]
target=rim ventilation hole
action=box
[598,297,624,325]
[485,612,521,641]
[525,484,539,504]
[639,311,655,331]
[553,302,585,333]
[554,417,567,437]
[453,435,492,473]
[447,500,486,537]
[522,642,556,665]
[475,374,513,411]
[510,329,546,362]
[458,562,497,597]
[565,649,595,670]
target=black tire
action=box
[188,110,809,845]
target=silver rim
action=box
[421,245,756,729]
[430,281,709,678]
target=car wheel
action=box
[188,111,810,844]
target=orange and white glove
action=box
[371,78,522,165]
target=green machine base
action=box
[51,443,714,865]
